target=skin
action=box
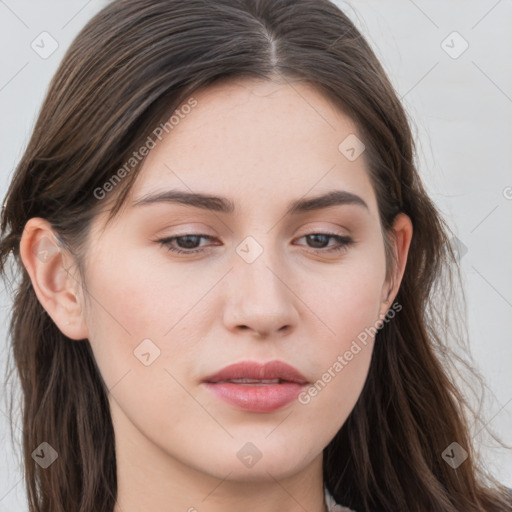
[20,78,412,512]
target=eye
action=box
[157,234,215,255]
[294,232,354,254]
[156,232,354,256]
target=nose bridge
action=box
[223,233,298,335]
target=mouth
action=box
[202,360,309,413]
[214,378,285,384]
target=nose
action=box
[222,250,299,339]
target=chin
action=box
[196,442,317,482]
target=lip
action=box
[202,360,309,413]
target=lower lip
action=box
[204,382,305,413]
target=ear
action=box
[378,213,413,318]
[19,217,89,340]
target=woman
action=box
[1,0,510,511]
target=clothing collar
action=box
[324,485,356,512]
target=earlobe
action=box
[19,218,89,341]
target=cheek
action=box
[79,254,160,386]
[296,249,385,417]
[309,250,385,348]
[82,249,214,386]
[84,244,182,336]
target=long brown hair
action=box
[1,0,510,511]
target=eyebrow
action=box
[132,189,368,215]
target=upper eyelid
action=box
[158,221,352,237]
[161,230,348,240]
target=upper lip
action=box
[203,360,308,384]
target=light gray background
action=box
[1,1,511,509]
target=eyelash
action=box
[156,232,354,256]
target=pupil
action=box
[308,234,328,248]
[179,235,200,249]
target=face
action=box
[24,78,411,487]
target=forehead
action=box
[119,78,378,221]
